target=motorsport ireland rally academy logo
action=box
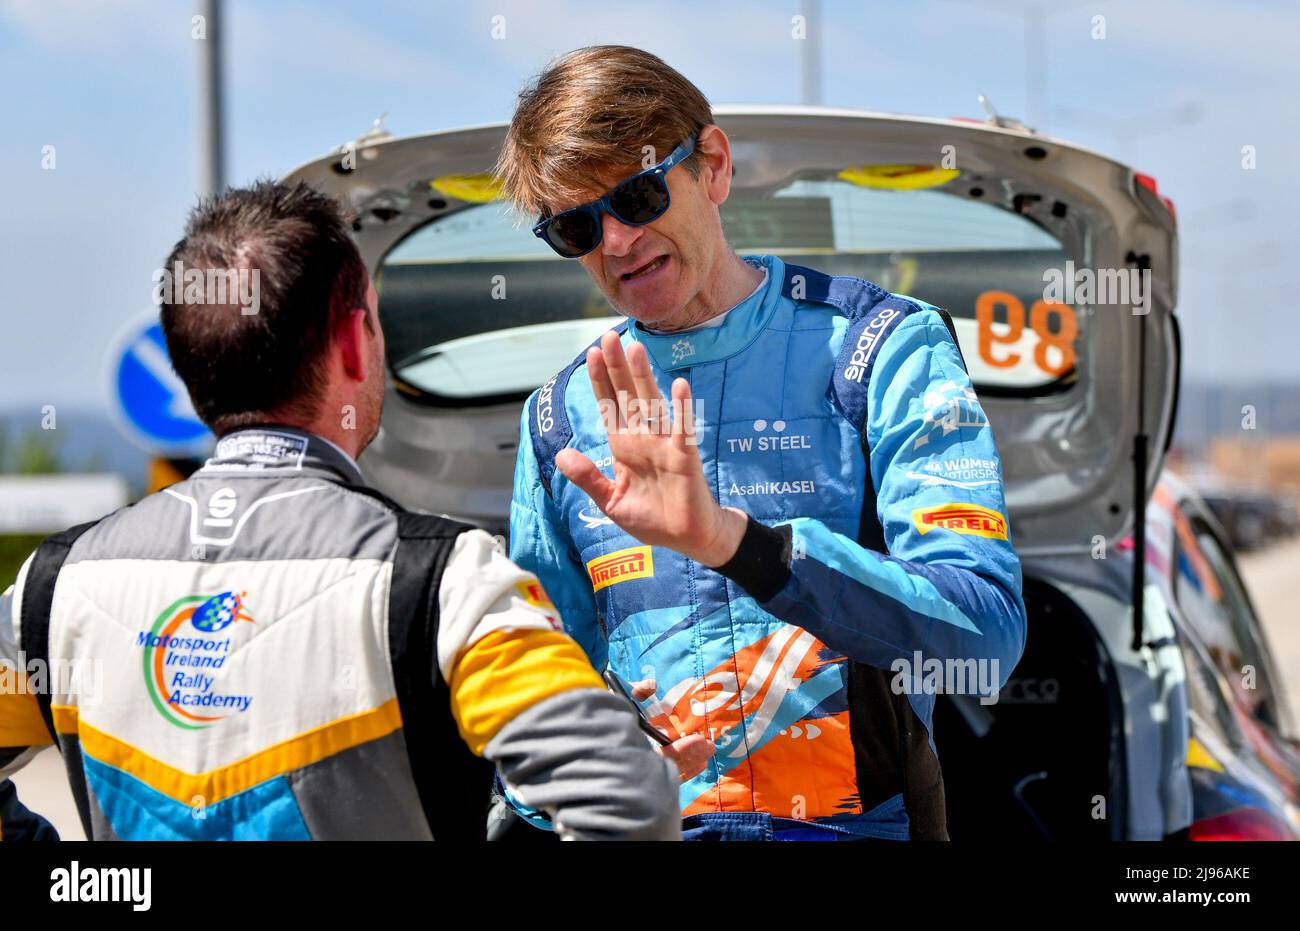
[138,591,256,729]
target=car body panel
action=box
[1147,472,1300,835]
[1021,553,1192,838]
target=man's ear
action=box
[337,308,370,382]
[696,124,734,207]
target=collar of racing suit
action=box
[627,254,785,371]
[201,425,366,485]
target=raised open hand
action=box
[554,332,747,567]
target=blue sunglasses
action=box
[532,135,698,258]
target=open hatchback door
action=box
[284,106,1179,551]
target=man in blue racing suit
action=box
[498,45,1027,840]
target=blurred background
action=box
[2,0,1298,837]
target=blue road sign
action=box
[109,315,212,456]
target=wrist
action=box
[711,518,794,603]
[694,507,749,567]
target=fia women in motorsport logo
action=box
[137,591,256,729]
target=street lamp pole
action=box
[800,0,822,106]
[196,0,225,197]
[1024,2,1046,128]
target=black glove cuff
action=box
[712,517,793,603]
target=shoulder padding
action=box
[779,261,891,320]
[781,263,963,433]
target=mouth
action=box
[620,254,669,282]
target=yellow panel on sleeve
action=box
[0,688,54,747]
[449,628,603,756]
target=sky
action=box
[1,0,1297,415]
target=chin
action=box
[606,253,686,322]
[616,285,683,327]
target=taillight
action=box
[1135,172,1177,223]
[1188,808,1294,841]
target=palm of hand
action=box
[601,427,713,547]
[553,332,729,563]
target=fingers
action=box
[625,341,662,406]
[626,342,668,435]
[555,448,614,510]
[585,344,621,433]
[590,334,666,436]
[630,678,657,700]
[660,733,715,783]
[599,330,636,403]
[670,377,697,450]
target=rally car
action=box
[284,105,1294,839]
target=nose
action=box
[598,211,643,258]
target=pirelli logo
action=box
[913,503,1008,540]
[586,546,654,592]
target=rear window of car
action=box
[377,173,1074,404]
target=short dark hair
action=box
[159,180,369,436]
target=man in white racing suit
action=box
[0,181,685,841]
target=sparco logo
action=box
[535,376,558,434]
[843,308,899,382]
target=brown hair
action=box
[159,180,369,436]
[496,45,714,217]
